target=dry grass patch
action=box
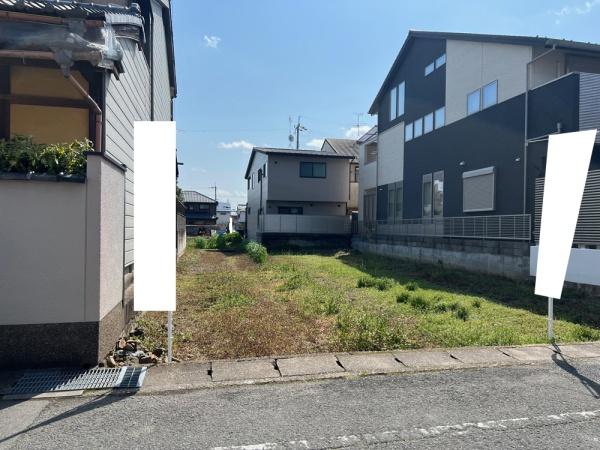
[136,247,600,361]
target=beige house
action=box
[0,0,176,367]
[320,138,360,212]
[244,147,354,243]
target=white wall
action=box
[530,246,600,288]
[266,201,347,216]
[267,154,350,203]
[0,156,126,325]
[358,142,377,222]
[0,180,87,325]
[445,40,532,125]
[246,151,268,240]
[377,122,404,186]
[105,38,151,267]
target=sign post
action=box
[534,130,596,340]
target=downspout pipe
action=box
[523,45,556,215]
[0,49,103,152]
[66,74,103,153]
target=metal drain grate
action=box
[7,367,147,395]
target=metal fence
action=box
[359,214,531,241]
[260,214,352,235]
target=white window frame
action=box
[405,122,413,142]
[424,62,434,76]
[482,80,498,110]
[390,86,397,121]
[424,112,434,134]
[397,81,405,117]
[467,88,481,115]
[413,117,423,138]
[422,173,433,218]
[434,106,445,129]
[435,53,446,69]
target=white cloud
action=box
[344,125,372,139]
[203,35,221,48]
[554,0,600,22]
[218,140,254,153]
[306,138,325,149]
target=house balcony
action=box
[259,214,352,235]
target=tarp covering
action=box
[0,20,123,72]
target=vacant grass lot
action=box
[136,246,600,361]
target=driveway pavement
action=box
[1,345,600,449]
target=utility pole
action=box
[294,116,307,150]
[209,184,217,202]
[354,113,364,139]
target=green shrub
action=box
[472,299,482,308]
[0,135,90,175]
[433,302,450,313]
[408,293,430,311]
[322,296,340,315]
[405,281,418,291]
[396,291,410,303]
[224,231,243,247]
[245,241,268,263]
[194,237,207,249]
[279,273,304,291]
[357,276,394,291]
[455,305,470,321]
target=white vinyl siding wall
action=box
[105,38,151,266]
[151,0,172,121]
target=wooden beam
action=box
[0,65,9,139]
[0,93,89,109]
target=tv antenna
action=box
[354,113,364,139]
[294,116,307,150]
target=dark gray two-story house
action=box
[182,190,218,235]
[356,31,600,279]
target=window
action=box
[463,167,495,212]
[365,142,378,164]
[434,107,445,129]
[482,80,498,109]
[397,81,405,117]
[251,173,255,189]
[387,188,396,221]
[247,178,250,190]
[433,171,444,217]
[422,173,432,217]
[405,122,413,142]
[424,113,434,134]
[395,182,403,220]
[390,86,397,120]
[435,53,446,69]
[262,163,267,178]
[258,168,263,182]
[278,206,303,215]
[413,118,423,138]
[425,62,435,76]
[467,89,481,115]
[300,162,326,178]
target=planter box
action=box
[0,172,85,183]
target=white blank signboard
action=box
[530,246,600,287]
[534,130,596,299]
[134,121,176,311]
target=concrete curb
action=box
[2,342,600,398]
[135,342,600,395]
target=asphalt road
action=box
[2,359,600,449]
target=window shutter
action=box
[463,167,495,212]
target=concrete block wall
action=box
[352,235,530,279]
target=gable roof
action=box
[369,30,600,114]
[182,190,216,204]
[323,138,359,159]
[244,147,354,179]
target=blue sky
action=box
[173,0,600,207]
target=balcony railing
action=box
[359,214,531,241]
[259,214,351,235]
